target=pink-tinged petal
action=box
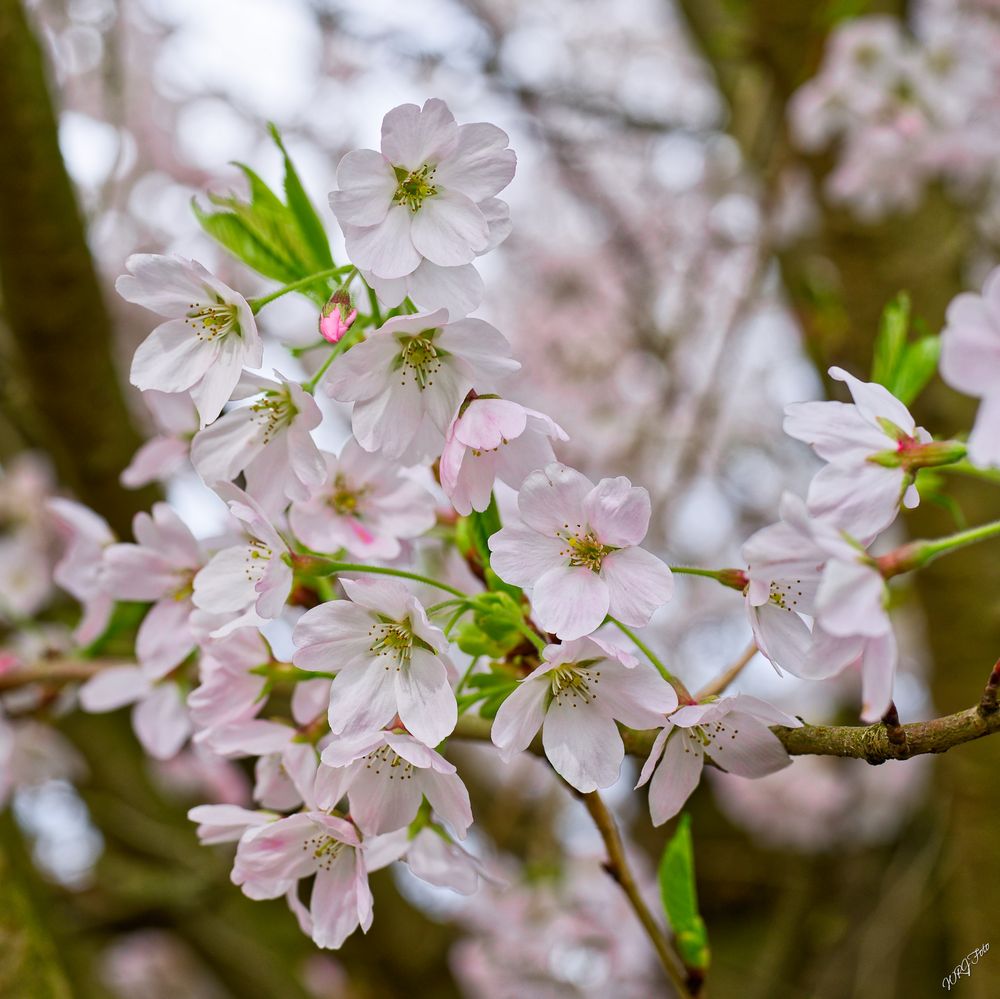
[120,434,189,488]
[313,761,358,812]
[292,600,375,672]
[584,477,651,547]
[343,209,421,280]
[806,460,905,537]
[860,630,897,723]
[136,598,195,678]
[646,731,704,826]
[320,731,386,768]
[410,190,489,266]
[407,260,483,316]
[361,270,406,309]
[328,663,398,737]
[130,318,216,394]
[406,830,492,894]
[593,659,677,729]
[340,576,412,619]
[102,544,177,601]
[815,559,888,638]
[720,694,802,728]
[330,149,395,226]
[190,331,262,429]
[187,804,273,845]
[311,851,371,949]
[829,366,915,433]
[435,121,516,201]
[383,732,453,772]
[515,462,594,535]
[204,720,293,757]
[116,254,214,314]
[487,524,566,588]
[322,328,400,403]
[132,684,190,760]
[454,398,526,451]
[395,648,457,746]
[350,383,424,459]
[79,666,151,712]
[601,546,674,627]
[420,359,472,434]
[941,324,1000,397]
[75,593,114,646]
[783,400,887,462]
[435,317,520,385]
[704,714,792,777]
[968,394,1000,468]
[491,676,548,760]
[542,702,623,792]
[635,725,671,789]
[750,601,811,675]
[291,678,331,727]
[191,408,265,486]
[532,564,610,640]
[381,99,458,169]
[421,770,474,837]
[192,546,257,615]
[802,624,865,680]
[348,761,423,835]
[478,196,512,251]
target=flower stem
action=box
[289,555,467,599]
[248,266,351,312]
[511,617,547,654]
[670,565,748,591]
[878,518,1000,578]
[607,616,693,702]
[302,332,356,393]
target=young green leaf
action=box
[892,334,941,406]
[658,813,710,972]
[871,292,910,389]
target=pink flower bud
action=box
[319,292,357,344]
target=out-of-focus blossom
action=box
[492,636,676,792]
[121,391,198,489]
[289,441,436,559]
[440,397,568,515]
[324,309,519,462]
[940,265,1000,466]
[636,694,801,825]
[785,366,929,537]
[117,255,261,427]
[489,463,673,639]
[191,371,324,516]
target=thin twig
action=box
[696,642,758,699]
[580,791,694,998]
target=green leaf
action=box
[455,592,528,658]
[871,292,910,389]
[892,335,941,406]
[658,813,710,971]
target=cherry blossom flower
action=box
[292,577,458,747]
[191,372,325,516]
[79,665,191,760]
[314,729,472,836]
[121,391,198,489]
[232,811,372,950]
[784,366,930,537]
[491,636,677,792]
[102,504,204,676]
[940,266,1000,467]
[187,629,271,736]
[440,397,568,515]
[116,254,262,428]
[742,492,897,722]
[488,463,674,639]
[324,309,519,462]
[288,441,436,559]
[636,695,802,825]
[47,499,115,645]
[188,804,277,845]
[329,99,515,299]
[191,484,292,636]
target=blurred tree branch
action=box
[0,0,155,535]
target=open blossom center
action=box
[328,475,368,516]
[364,744,415,780]
[368,621,413,667]
[244,538,273,582]
[558,527,616,572]
[184,300,240,342]
[303,833,346,870]
[397,332,443,390]
[549,664,601,707]
[250,391,297,444]
[393,163,438,211]
[690,719,741,751]
[768,579,804,612]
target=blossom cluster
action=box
[11,97,998,957]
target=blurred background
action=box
[1,0,999,996]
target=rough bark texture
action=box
[0,0,154,536]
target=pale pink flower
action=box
[288,441,436,559]
[103,504,204,676]
[191,484,292,636]
[488,463,674,639]
[314,729,472,836]
[47,499,115,645]
[636,695,801,825]
[784,366,930,537]
[324,309,519,462]
[940,266,1000,467]
[187,629,271,736]
[329,99,515,291]
[121,391,198,489]
[440,397,568,515]
[491,636,677,792]
[742,492,897,722]
[79,665,191,760]
[116,255,262,428]
[292,577,457,747]
[232,811,373,950]
[191,372,325,517]
[188,803,277,845]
